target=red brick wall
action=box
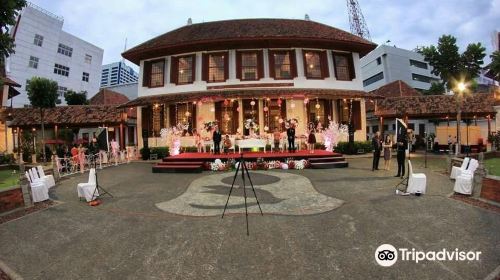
[480,177,500,203]
[0,188,24,213]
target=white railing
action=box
[54,147,139,178]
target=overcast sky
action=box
[30,0,500,69]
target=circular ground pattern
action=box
[156,171,344,216]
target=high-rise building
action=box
[100,61,138,87]
[360,45,440,92]
[5,2,103,107]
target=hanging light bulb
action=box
[263,106,269,112]
[278,118,284,124]
[315,103,320,109]
[210,107,215,112]
[291,102,296,109]
[264,126,269,132]
[185,111,191,117]
[193,101,197,105]
[250,100,256,106]
[304,98,309,104]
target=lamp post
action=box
[455,82,466,155]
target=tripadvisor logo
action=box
[375,244,481,267]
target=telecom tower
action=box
[346,0,371,41]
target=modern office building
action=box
[5,2,103,107]
[100,61,138,87]
[360,45,440,92]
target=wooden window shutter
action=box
[215,101,222,126]
[169,104,176,127]
[348,53,356,80]
[142,61,151,87]
[170,56,178,85]
[191,103,197,130]
[290,50,298,78]
[332,52,339,79]
[257,50,264,79]
[280,99,287,130]
[191,54,196,82]
[268,50,276,79]
[232,101,239,134]
[223,51,229,81]
[323,99,332,120]
[320,51,330,78]
[351,101,361,130]
[159,105,165,128]
[202,53,209,82]
[235,51,242,80]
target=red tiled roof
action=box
[374,93,496,118]
[119,88,381,108]
[90,88,130,105]
[366,80,422,112]
[122,18,377,64]
[9,105,125,127]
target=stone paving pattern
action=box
[0,158,498,279]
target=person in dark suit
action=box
[395,133,408,178]
[213,126,222,154]
[372,131,381,171]
[286,124,296,153]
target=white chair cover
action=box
[407,160,427,194]
[450,157,470,179]
[77,168,99,202]
[25,172,49,202]
[37,166,55,188]
[453,159,479,195]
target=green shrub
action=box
[0,154,14,165]
[183,146,198,153]
[140,147,169,159]
[334,141,372,154]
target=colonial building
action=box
[121,18,378,149]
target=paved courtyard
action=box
[0,158,499,279]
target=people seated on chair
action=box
[287,123,296,153]
[273,128,281,152]
[193,129,205,153]
[223,134,231,154]
[213,125,222,154]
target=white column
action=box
[295,48,305,79]
[327,51,335,80]
[195,52,202,83]
[165,56,171,85]
[332,100,338,122]
[228,50,238,82]
[263,49,270,79]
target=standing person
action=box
[382,134,393,170]
[273,128,281,152]
[372,131,381,171]
[307,122,316,154]
[286,123,296,153]
[223,135,231,154]
[395,133,408,178]
[213,125,222,154]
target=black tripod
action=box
[91,155,113,201]
[222,154,263,235]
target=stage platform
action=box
[153,150,348,173]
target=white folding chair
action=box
[407,160,427,194]
[37,166,55,188]
[229,138,236,153]
[77,168,98,202]
[25,172,49,202]
[450,157,470,179]
[453,159,479,195]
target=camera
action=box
[377,250,395,261]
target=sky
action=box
[30,0,500,70]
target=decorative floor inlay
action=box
[156,171,344,216]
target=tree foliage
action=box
[26,77,58,108]
[418,35,486,90]
[0,0,26,59]
[489,51,500,82]
[423,82,445,95]
[64,90,89,105]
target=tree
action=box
[0,0,26,87]
[0,0,26,59]
[489,51,500,82]
[26,77,58,163]
[64,90,89,105]
[418,35,486,89]
[423,82,445,95]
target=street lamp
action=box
[454,81,467,155]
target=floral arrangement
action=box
[177,122,189,131]
[285,118,299,129]
[203,121,218,132]
[205,159,309,171]
[322,120,348,152]
[244,119,259,131]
